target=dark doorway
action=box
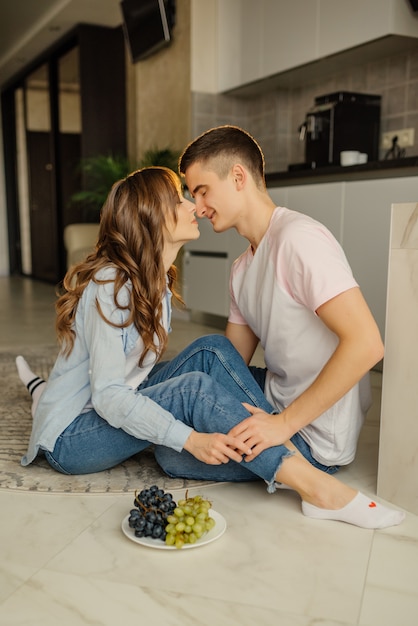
[26,131,60,282]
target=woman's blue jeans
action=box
[45,335,337,485]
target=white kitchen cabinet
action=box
[277,178,391,338]
[342,177,418,339]
[271,183,345,243]
[223,0,262,89]
[184,215,234,254]
[283,182,344,242]
[269,187,288,208]
[318,0,418,59]
[213,0,418,93]
[217,0,317,92]
[183,252,231,317]
[270,176,418,340]
[261,0,317,83]
[183,217,248,317]
[184,216,248,258]
[221,0,317,89]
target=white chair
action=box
[63,223,99,269]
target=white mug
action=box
[340,151,360,166]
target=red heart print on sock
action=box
[369,501,377,508]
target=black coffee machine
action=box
[297,91,381,169]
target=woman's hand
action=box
[228,403,293,461]
[183,430,252,465]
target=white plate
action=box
[121,509,226,550]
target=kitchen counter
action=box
[266,155,418,187]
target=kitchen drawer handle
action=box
[186,251,228,258]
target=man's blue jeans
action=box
[45,335,334,485]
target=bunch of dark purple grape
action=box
[128,485,177,541]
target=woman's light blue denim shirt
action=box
[21,268,192,466]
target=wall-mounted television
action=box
[120,0,176,62]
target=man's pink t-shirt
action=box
[229,207,371,466]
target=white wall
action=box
[0,103,9,276]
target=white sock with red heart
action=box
[302,491,405,529]
[16,356,46,417]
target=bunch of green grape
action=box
[164,493,216,549]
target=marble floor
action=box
[1,276,417,626]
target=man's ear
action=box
[231,163,246,189]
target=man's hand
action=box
[228,404,293,461]
[183,430,252,465]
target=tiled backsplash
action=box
[192,46,418,173]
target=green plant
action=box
[139,147,181,172]
[70,154,134,216]
[70,148,181,219]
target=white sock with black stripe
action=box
[16,356,46,417]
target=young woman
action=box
[17,166,404,529]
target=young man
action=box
[178,125,404,528]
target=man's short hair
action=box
[179,125,265,187]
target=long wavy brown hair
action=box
[56,166,184,365]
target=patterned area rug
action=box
[0,346,216,494]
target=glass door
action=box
[12,44,82,282]
[2,25,125,280]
